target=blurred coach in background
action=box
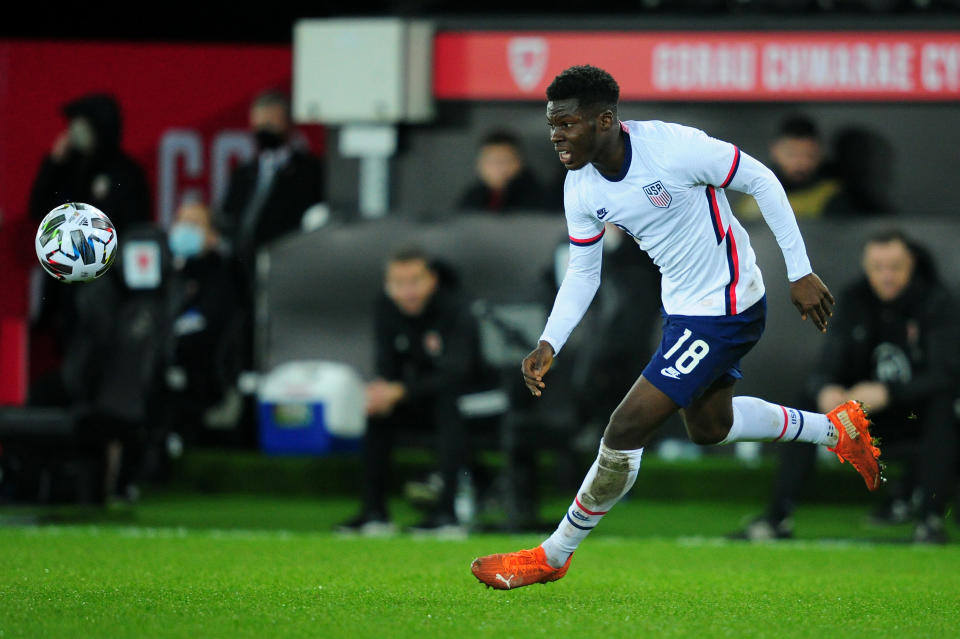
[338,247,490,538]
[737,229,959,544]
[216,89,325,277]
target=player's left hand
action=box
[365,380,405,416]
[790,273,835,333]
[847,381,890,412]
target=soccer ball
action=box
[35,202,118,282]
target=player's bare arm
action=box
[789,272,835,333]
[521,340,554,396]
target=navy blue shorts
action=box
[642,296,766,408]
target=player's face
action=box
[770,136,822,183]
[385,259,438,316]
[547,99,601,171]
[477,143,523,191]
[250,103,291,137]
[862,240,914,302]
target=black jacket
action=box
[216,148,324,261]
[456,168,556,213]
[28,94,151,231]
[373,284,489,403]
[806,255,959,419]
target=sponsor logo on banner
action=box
[508,37,548,92]
[644,181,672,208]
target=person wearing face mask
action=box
[26,93,152,407]
[166,202,240,445]
[734,230,959,544]
[216,89,325,275]
[28,93,151,231]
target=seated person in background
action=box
[216,89,325,277]
[734,115,840,221]
[338,247,489,536]
[166,201,240,445]
[456,130,554,213]
[823,126,894,217]
[737,229,958,544]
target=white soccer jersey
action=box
[540,119,813,354]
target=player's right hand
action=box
[51,130,71,162]
[521,341,555,397]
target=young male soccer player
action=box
[470,65,883,590]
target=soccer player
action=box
[470,65,883,590]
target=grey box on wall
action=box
[293,18,435,125]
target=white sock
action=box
[719,396,837,446]
[541,440,643,569]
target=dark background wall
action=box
[367,101,959,218]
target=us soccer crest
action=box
[644,181,672,208]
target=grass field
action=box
[2,493,959,638]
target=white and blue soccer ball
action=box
[35,202,118,282]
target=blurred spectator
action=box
[165,202,242,446]
[823,126,894,217]
[28,93,151,230]
[567,225,662,427]
[29,223,173,503]
[216,89,325,274]
[27,93,151,409]
[456,130,556,213]
[338,247,490,537]
[735,229,959,544]
[735,115,841,220]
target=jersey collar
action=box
[599,126,632,183]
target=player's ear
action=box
[597,109,615,132]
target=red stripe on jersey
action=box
[569,228,605,246]
[725,225,740,315]
[720,146,741,188]
[575,497,608,516]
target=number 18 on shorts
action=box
[642,297,767,408]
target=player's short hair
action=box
[777,115,819,140]
[480,129,523,151]
[388,246,432,267]
[864,228,911,248]
[546,65,619,116]
[251,89,291,116]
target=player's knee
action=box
[686,416,732,446]
[603,408,646,449]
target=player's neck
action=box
[592,129,627,178]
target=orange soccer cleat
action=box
[827,400,884,491]
[470,546,572,590]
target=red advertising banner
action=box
[0,40,324,404]
[434,31,960,101]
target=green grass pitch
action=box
[2,495,959,638]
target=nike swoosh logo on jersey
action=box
[660,367,682,379]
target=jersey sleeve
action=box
[667,126,743,190]
[668,125,813,282]
[539,189,604,355]
[726,150,813,282]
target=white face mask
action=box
[68,118,96,153]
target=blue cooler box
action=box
[257,361,366,455]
